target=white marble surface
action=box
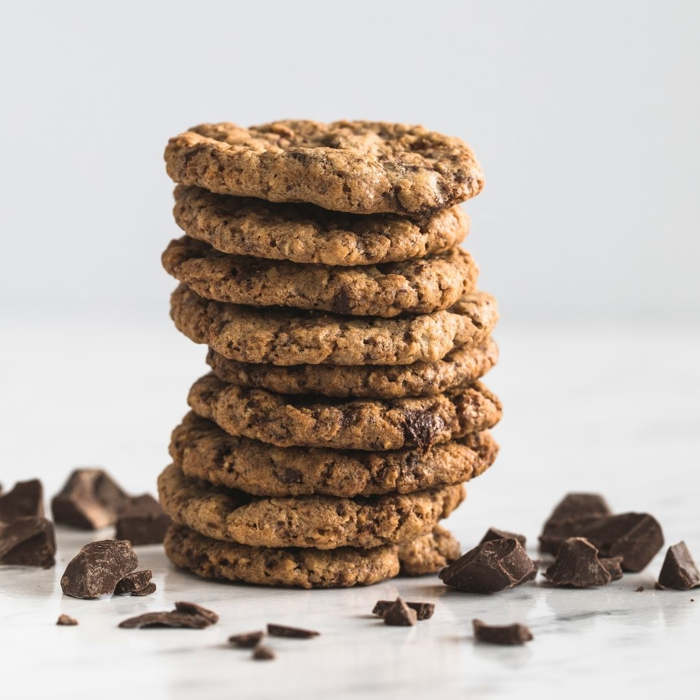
[1,319,699,699]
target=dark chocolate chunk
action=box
[439,537,536,593]
[119,611,212,629]
[267,623,319,638]
[0,517,56,568]
[383,597,417,626]
[372,600,435,620]
[115,494,171,545]
[401,409,444,449]
[252,645,275,660]
[60,539,137,599]
[52,469,129,530]
[472,619,533,645]
[229,631,265,648]
[544,537,612,588]
[601,556,624,581]
[479,527,526,547]
[657,541,700,590]
[539,493,611,555]
[56,614,78,626]
[578,513,664,572]
[174,601,219,624]
[0,479,44,522]
[114,569,152,595]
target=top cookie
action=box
[164,120,484,215]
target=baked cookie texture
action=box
[187,372,502,451]
[206,339,498,399]
[162,236,478,317]
[173,185,469,266]
[170,284,498,366]
[164,523,459,588]
[164,121,484,215]
[169,412,498,497]
[158,463,464,550]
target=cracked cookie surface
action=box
[165,120,484,215]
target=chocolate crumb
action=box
[383,597,417,626]
[372,600,434,620]
[229,631,264,648]
[544,537,612,588]
[479,527,526,548]
[635,585,644,592]
[56,614,78,626]
[267,623,319,638]
[472,619,533,645]
[252,645,275,660]
[657,541,700,590]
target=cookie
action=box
[169,412,498,497]
[164,523,460,589]
[157,463,465,549]
[206,339,498,399]
[188,372,502,450]
[173,185,469,266]
[164,120,484,215]
[162,236,478,318]
[170,284,498,366]
[398,525,461,576]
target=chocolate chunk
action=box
[401,409,444,449]
[601,556,624,581]
[657,541,700,590]
[0,479,44,522]
[440,538,536,593]
[174,601,219,624]
[372,600,435,620]
[539,493,611,555]
[229,631,264,648]
[635,585,645,592]
[544,537,612,588]
[0,517,56,568]
[267,623,319,638]
[252,645,275,660]
[578,513,664,572]
[52,469,129,530]
[383,597,417,626]
[119,611,212,629]
[115,494,171,545]
[114,569,152,595]
[472,619,533,645]
[56,614,78,626]
[60,539,137,599]
[479,527,527,548]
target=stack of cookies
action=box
[158,120,501,588]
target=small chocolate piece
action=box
[56,614,78,626]
[0,517,56,568]
[472,619,533,645]
[60,540,137,599]
[635,585,644,592]
[544,537,612,588]
[115,494,171,545]
[578,513,664,572]
[479,527,526,548]
[52,469,129,530]
[372,600,435,620]
[439,538,536,593]
[657,541,700,590]
[174,601,219,624]
[229,631,265,648]
[0,479,44,522]
[119,611,212,629]
[383,597,418,626]
[252,645,275,660]
[132,582,157,596]
[601,556,624,581]
[267,623,319,638]
[114,569,152,595]
[539,493,611,555]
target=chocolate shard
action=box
[544,537,612,588]
[114,569,152,595]
[118,611,212,629]
[174,601,219,624]
[252,645,275,660]
[0,517,56,568]
[601,556,624,581]
[439,537,536,593]
[267,623,320,638]
[60,540,137,599]
[372,600,435,620]
[578,513,664,572]
[0,479,44,522]
[383,597,418,626]
[56,614,78,626]
[472,619,533,645]
[539,493,611,555]
[657,541,700,590]
[229,631,264,648]
[51,469,130,530]
[115,494,171,546]
[479,527,526,548]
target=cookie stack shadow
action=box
[159,120,501,588]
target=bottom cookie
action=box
[164,523,460,589]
